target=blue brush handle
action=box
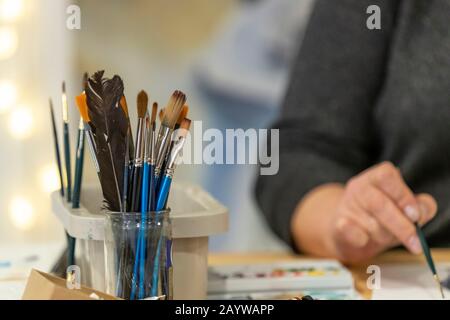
[138,162,150,299]
[130,162,150,300]
[151,174,172,297]
[156,175,172,212]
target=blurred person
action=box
[256,0,450,263]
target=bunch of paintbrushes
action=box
[49,76,88,274]
[72,71,190,299]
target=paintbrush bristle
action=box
[151,102,158,125]
[180,118,191,134]
[120,95,129,117]
[176,105,189,126]
[62,81,66,94]
[163,90,186,129]
[137,90,148,119]
[159,109,165,122]
[76,93,90,122]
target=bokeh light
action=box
[0,0,23,22]
[9,106,33,139]
[9,196,34,230]
[39,164,60,193]
[0,27,18,60]
[0,80,17,113]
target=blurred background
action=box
[0,0,314,253]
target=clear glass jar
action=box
[104,210,172,300]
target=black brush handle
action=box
[72,129,85,209]
[148,165,155,211]
[50,104,65,197]
[63,123,72,202]
[122,163,131,212]
[130,166,142,212]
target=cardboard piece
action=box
[22,269,119,300]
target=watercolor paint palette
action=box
[207,260,354,296]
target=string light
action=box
[9,196,34,230]
[0,0,23,22]
[39,165,60,193]
[0,80,17,113]
[9,106,33,139]
[0,26,18,60]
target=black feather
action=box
[85,71,128,212]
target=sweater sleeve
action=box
[255,0,400,249]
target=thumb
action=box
[415,193,437,226]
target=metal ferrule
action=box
[145,124,153,163]
[62,93,69,123]
[164,168,175,179]
[155,125,172,171]
[78,118,84,130]
[154,167,161,178]
[166,137,186,171]
[150,123,156,163]
[76,128,85,158]
[134,118,144,165]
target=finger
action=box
[415,193,438,225]
[357,184,422,254]
[368,162,421,222]
[335,216,370,248]
[343,208,392,244]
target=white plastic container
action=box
[51,183,228,299]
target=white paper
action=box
[371,263,450,300]
[0,242,64,281]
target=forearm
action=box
[291,183,344,257]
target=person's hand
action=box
[329,162,437,263]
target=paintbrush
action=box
[72,74,88,209]
[72,119,85,208]
[49,98,68,276]
[62,82,72,202]
[151,118,191,298]
[49,99,65,197]
[130,114,150,300]
[156,118,191,211]
[160,105,189,184]
[154,91,186,182]
[120,95,134,212]
[76,93,100,175]
[129,91,148,212]
[131,115,152,300]
[148,102,158,211]
[67,74,89,267]
[137,104,158,298]
[415,223,445,298]
[62,81,76,268]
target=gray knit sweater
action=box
[255,0,450,248]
